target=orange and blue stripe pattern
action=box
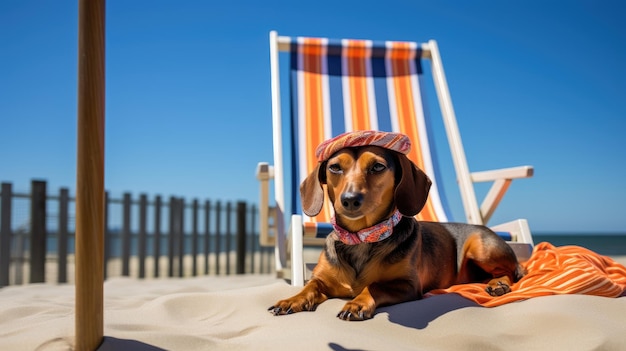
[289,36,451,224]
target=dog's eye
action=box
[370,162,387,173]
[328,164,343,174]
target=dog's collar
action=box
[331,210,403,245]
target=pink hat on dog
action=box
[315,130,411,162]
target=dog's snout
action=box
[341,192,363,211]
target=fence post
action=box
[177,198,184,277]
[192,199,198,276]
[121,192,131,276]
[204,200,210,275]
[30,180,47,283]
[168,196,177,277]
[236,201,247,274]
[138,194,147,279]
[103,191,109,279]
[14,229,25,284]
[215,201,221,275]
[226,202,232,275]
[0,183,12,287]
[249,204,256,274]
[58,188,69,283]
[154,195,162,278]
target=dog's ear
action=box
[300,161,327,217]
[395,155,432,217]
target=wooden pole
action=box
[75,0,105,349]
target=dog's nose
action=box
[341,192,363,211]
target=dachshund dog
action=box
[269,131,525,321]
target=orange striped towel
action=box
[427,242,626,307]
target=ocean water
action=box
[533,233,626,256]
[25,232,626,258]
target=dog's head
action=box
[300,131,431,232]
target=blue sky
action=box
[1,1,625,233]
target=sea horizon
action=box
[8,232,626,258]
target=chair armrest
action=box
[256,162,276,247]
[470,165,534,224]
[490,218,534,246]
[490,219,534,262]
[470,165,533,183]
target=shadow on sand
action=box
[379,293,479,330]
[97,336,167,351]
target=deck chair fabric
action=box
[290,36,451,225]
[258,31,534,286]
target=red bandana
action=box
[331,210,403,245]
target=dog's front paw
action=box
[268,296,316,316]
[337,300,375,321]
[486,280,511,296]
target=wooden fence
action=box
[0,180,274,287]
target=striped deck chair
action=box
[256,31,534,286]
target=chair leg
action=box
[290,215,304,287]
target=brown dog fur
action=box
[269,146,525,320]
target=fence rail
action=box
[0,180,274,287]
